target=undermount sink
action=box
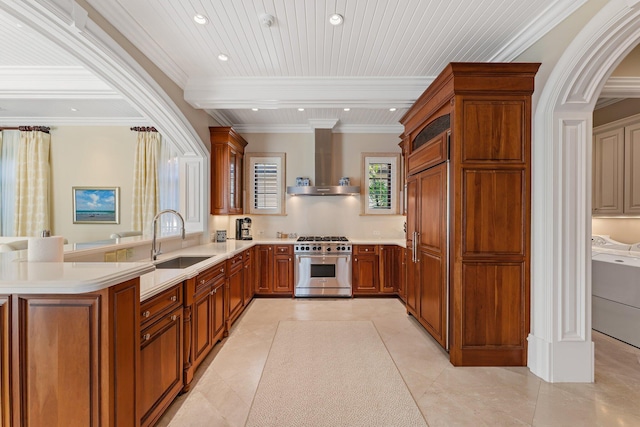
[154,256,212,269]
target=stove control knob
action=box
[306,246,311,251]
[327,247,332,252]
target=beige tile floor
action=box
[157,298,640,427]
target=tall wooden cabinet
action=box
[210,127,247,215]
[400,63,539,366]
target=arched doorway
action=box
[529,0,640,382]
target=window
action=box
[362,153,400,215]
[246,153,286,215]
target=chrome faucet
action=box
[151,209,186,260]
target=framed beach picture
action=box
[73,187,120,224]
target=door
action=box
[192,286,213,364]
[255,245,273,293]
[416,163,448,349]
[273,254,293,293]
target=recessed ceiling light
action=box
[252,108,259,111]
[329,14,343,26]
[389,107,397,112]
[343,108,350,111]
[298,108,305,112]
[218,53,229,61]
[70,108,78,112]
[193,14,208,25]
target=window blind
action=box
[368,162,392,209]
[253,162,279,210]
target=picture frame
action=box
[73,187,120,224]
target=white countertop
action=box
[0,237,406,299]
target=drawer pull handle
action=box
[170,296,177,302]
[200,279,205,285]
[143,333,151,341]
[171,315,177,321]
[143,310,150,318]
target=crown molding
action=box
[599,77,640,98]
[0,116,149,126]
[491,0,588,61]
[185,76,433,109]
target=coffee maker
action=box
[235,217,252,240]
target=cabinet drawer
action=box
[141,285,182,326]
[275,245,292,255]
[195,262,225,292]
[227,253,244,273]
[141,306,183,347]
[243,248,252,263]
[355,245,378,255]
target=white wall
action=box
[209,132,405,240]
[50,126,136,243]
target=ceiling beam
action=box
[184,76,433,109]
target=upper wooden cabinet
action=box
[593,116,640,216]
[401,62,539,367]
[210,127,247,215]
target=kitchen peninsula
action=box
[0,235,404,426]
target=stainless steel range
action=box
[294,236,352,297]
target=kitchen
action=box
[1,0,640,426]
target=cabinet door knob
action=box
[143,310,150,318]
[200,279,205,285]
[170,296,177,302]
[210,290,214,295]
[143,333,151,341]
[171,315,177,321]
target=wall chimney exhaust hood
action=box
[286,121,360,196]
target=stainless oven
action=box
[294,236,352,297]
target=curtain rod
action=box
[0,126,50,134]
[130,126,157,132]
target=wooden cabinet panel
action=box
[353,253,378,294]
[418,251,446,348]
[16,294,101,426]
[140,306,183,427]
[379,246,397,293]
[192,287,212,365]
[210,142,229,213]
[405,177,419,315]
[13,278,141,426]
[255,245,273,294]
[407,131,448,175]
[273,253,293,293]
[212,278,225,341]
[456,263,527,365]
[593,128,624,215]
[419,166,446,252]
[226,264,244,326]
[141,285,182,327]
[461,101,525,162]
[462,169,524,256]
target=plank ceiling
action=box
[0,0,588,131]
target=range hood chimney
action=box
[286,121,360,196]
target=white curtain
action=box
[14,130,51,236]
[0,131,20,236]
[132,131,161,235]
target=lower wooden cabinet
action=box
[353,245,403,295]
[8,279,140,426]
[255,245,293,295]
[183,262,225,391]
[226,253,244,328]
